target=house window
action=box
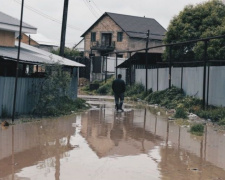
[101,33,112,46]
[117,32,123,42]
[91,32,96,42]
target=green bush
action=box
[32,65,89,117]
[144,86,184,109]
[190,124,204,136]
[218,118,225,125]
[174,107,188,119]
[125,83,145,97]
[97,86,108,95]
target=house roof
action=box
[0,42,85,67]
[25,33,59,46]
[0,11,37,34]
[116,52,163,68]
[73,38,84,52]
[81,12,166,40]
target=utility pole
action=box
[12,0,24,122]
[145,30,150,91]
[59,0,69,57]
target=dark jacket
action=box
[112,78,126,94]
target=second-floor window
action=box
[117,32,123,42]
[91,32,96,42]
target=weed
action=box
[32,64,89,117]
[174,107,188,119]
[190,124,204,136]
[218,118,225,125]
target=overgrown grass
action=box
[33,97,89,117]
[174,107,188,119]
[190,124,204,136]
[83,77,225,124]
[81,77,114,95]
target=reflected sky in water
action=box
[1,99,225,180]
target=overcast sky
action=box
[0,0,209,47]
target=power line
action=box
[91,0,102,14]
[14,0,84,31]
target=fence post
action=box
[202,40,208,109]
[169,46,172,89]
[181,66,183,90]
[145,30,150,91]
[116,53,118,78]
[157,65,159,91]
[105,56,107,83]
[129,52,132,86]
[207,64,210,107]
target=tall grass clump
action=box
[32,64,89,117]
[190,124,204,136]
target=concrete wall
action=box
[135,66,225,107]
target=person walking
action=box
[112,74,126,111]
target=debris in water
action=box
[1,121,9,127]
[72,123,81,128]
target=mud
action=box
[1,98,225,180]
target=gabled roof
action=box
[0,11,37,33]
[81,12,166,40]
[117,52,163,68]
[25,33,59,46]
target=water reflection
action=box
[81,100,225,179]
[0,116,77,179]
[1,100,225,179]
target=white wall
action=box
[134,66,225,107]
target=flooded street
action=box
[1,98,225,180]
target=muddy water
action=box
[1,99,225,180]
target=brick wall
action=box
[84,15,129,58]
[21,34,39,46]
[83,15,165,58]
[0,30,15,47]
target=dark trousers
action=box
[114,93,124,109]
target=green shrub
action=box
[190,124,204,136]
[125,83,145,96]
[218,118,225,125]
[32,64,89,117]
[174,107,188,119]
[97,86,108,95]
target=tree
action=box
[52,47,80,58]
[164,0,225,61]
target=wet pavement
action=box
[1,98,225,180]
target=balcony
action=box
[91,41,115,51]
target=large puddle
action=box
[1,98,225,180]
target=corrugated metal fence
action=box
[0,77,42,116]
[0,74,78,117]
[135,66,225,107]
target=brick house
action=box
[81,12,166,81]
[82,12,166,58]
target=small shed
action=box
[0,42,85,117]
